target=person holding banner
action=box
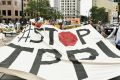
[115,25,120,50]
[0,29,6,46]
[96,21,107,37]
[8,21,14,28]
[107,24,120,50]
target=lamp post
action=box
[36,0,38,21]
[36,0,40,21]
[21,0,25,26]
[21,0,24,19]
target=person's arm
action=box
[107,27,117,38]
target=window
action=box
[2,10,6,16]
[15,1,17,6]
[8,10,11,16]
[7,1,11,5]
[0,10,1,15]
[15,10,18,16]
[2,1,6,5]
[24,3,26,7]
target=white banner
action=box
[0,24,120,80]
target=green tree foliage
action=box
[25,0,37,18]
[90,6,108,23]
[25,0,63,20]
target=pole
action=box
[36,0,39,21]
[37,0,38,21]
[21,0,24,19]
[20,0,25,26]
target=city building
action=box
[92,0,118,23]
[23,0,29,9]
[22,0,29,19]
[54,0,80,19]
[54,0,60,11]
[0,0,22,23]
[0,0,30,23]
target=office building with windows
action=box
[0,0,22,22]
[54,0,80,19]
[0,0,29,23]
[92,0,118,23]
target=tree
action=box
[25,0,38,18]
[25,0,50,18]
[90,6,108,23]
[25,0,63,20]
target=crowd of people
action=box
[0,20,22,46]
[89,20,120,50]
[1,18,120,50]
[0,20,21,32]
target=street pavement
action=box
[4,34,17,44]
[0,33,17,47]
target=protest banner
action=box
[0,24,120,80]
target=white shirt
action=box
[115,26,120,45]
[8,23,14,28]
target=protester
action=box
[1,20,8,28]
[96,21,102,33]
[95,21,107,37]
[1,20,6,25]
[44,20,50,25]
[8,20,14,28]
[107,23,120,50]
[58,19,64,30]
[30,18,43,29]
[115,24,120,50]
[0,29,6,47]
[15,21,21,31]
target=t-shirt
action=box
[115,26,120,45]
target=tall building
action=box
[92,0,118,23]
[0,0,30,23]
[0,0,22,22]
[54,0,80,19]
[54,0,60,10]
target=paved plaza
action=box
[0,34,17,47]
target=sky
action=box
[80,0,92,16]
[49,0,92,16]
